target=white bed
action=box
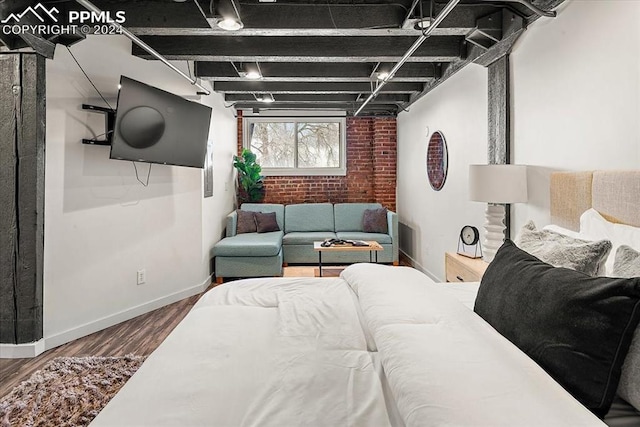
[91,264,603,427]
[90,170,640,427]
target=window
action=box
[244,117,346,176]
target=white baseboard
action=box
[0,339,45,359]
[400,250,441,282]
[45,275,212,352]
[0,275,212,359]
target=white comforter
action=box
[91,264,604,427]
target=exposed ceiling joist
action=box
[1,0,561,115]
[225,93,411,103]
[195,62,439,81]
[132,36,465,63]
[213,81,423,93]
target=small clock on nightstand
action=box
[458,225,482,259]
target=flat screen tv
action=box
[110,76,212,168]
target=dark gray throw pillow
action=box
[236,209,257,234]
[255,211,280,233]
[363,208,388,233]
[475,240,640,418]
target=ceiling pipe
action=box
[75,0,212,95]
[354,0,460,116]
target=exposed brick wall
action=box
[237,113,397,211]
[372,117,397,211]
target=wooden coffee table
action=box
[313,241,383,277]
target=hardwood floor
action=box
[0,291,204,400]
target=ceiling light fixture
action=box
[414,17,432,30]
[256,93,275,103]
[211,0,244,31]
[245,70,261,79]
[376,71,390,81]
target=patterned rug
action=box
[0,354,145,427]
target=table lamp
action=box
[469,164,528,262]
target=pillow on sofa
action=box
[612,245,640,412]
[255,212,280,233]
[475,240,640,418]
[236,210,257,234]
[515,220,611,276]
[363,208,388,233]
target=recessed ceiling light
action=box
[376,71,390,80]
[415,18,432,30]
[217,17,243,31]
[257,93,274,103]
[245,70,261,79]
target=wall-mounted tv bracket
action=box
[81,104,116,146]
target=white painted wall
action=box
[44,35,236,348]
[200,93,237,277]
[397,65,488,281]
[397,1,640,281]
[512,0,640,230]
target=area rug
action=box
[0,354,145,427]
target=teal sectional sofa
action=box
[213,202,398,283]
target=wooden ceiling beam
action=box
[225,93,411,103]
[132,35,464,63]
[213,81,423,93]
[194,62,439,81]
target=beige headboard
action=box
[550,170,640,231]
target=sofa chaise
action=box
[213,202,398,283]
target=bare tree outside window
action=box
[249,122,295,168]
[297,122,339,168]
[245,118,344,176]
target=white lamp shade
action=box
[469,164,528,203]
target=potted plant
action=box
[233,148,265,204]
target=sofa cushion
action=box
[334,203,382,232]
[363,208,388,233]
[285,203,334,233]
[255,212,280,233]
[282,231,337,245]
[213,231,283,257]
[241,203,285,231]
[335,232,392,244]
[236,210,257,234]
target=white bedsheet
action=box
[91,266,605,427]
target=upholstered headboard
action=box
[550,170,640,231]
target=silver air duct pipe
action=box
[354,0,460,116]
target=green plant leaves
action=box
[233,148,265,203]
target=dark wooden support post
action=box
[487,55,512,238]
[0,53,45,344]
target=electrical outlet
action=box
[137,269,146,285]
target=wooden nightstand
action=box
[445,252,489,283]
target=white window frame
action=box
[243,117,347,176]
